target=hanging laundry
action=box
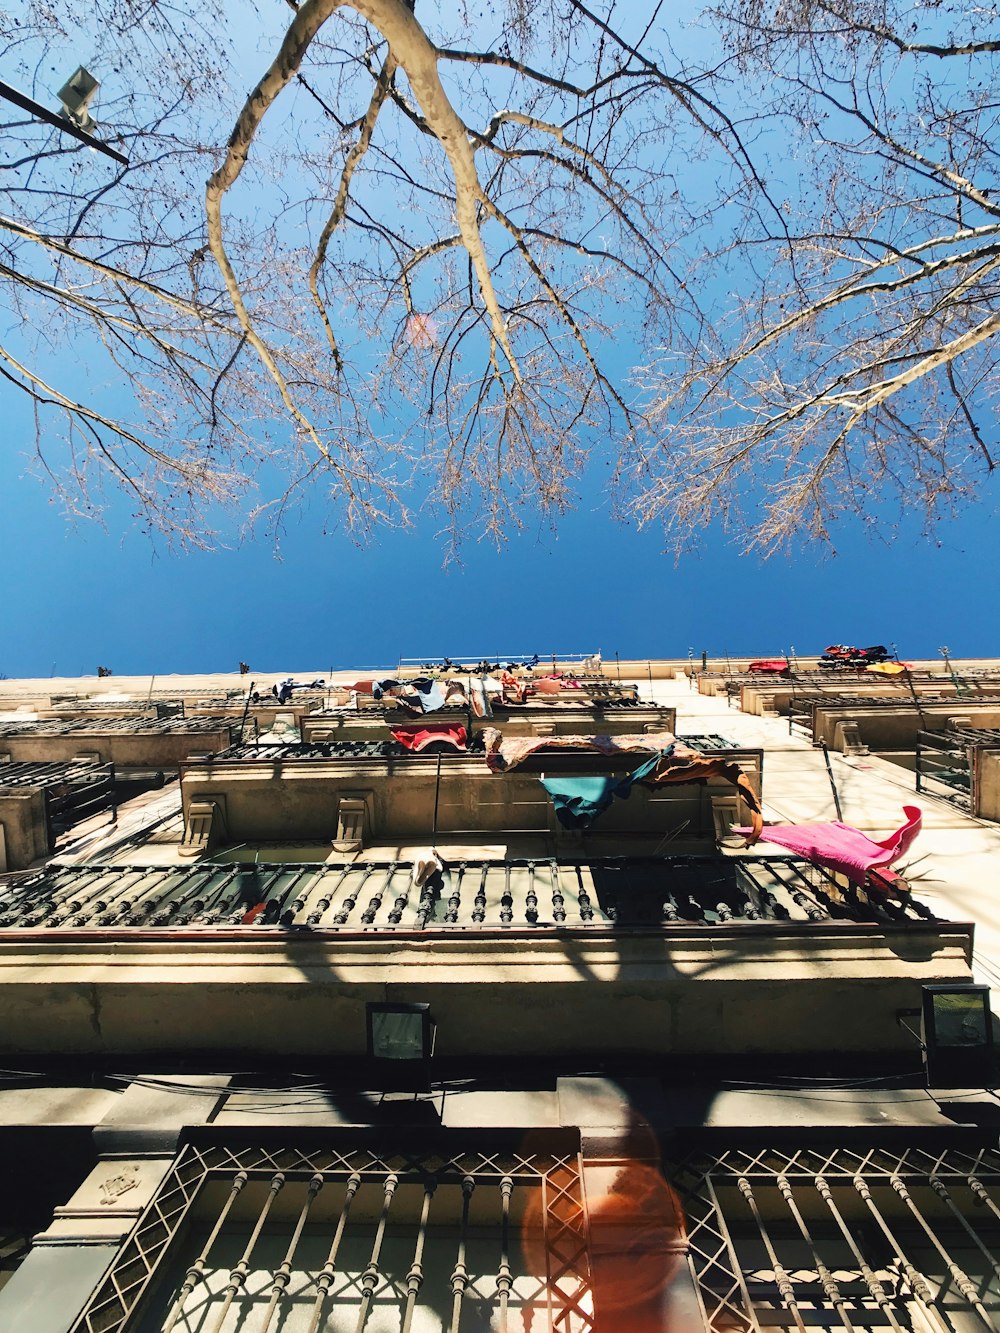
[541,754,663,828]
[411,848,444,887]
[443,679,468,706]
[532,677,563,695]
[541,776,619,828]
[500,671,528,704]
[735,806,921,884]
[498,730,763,838]
[394,679,448,714]
[747,659,790,676]
[391,724,467,753]
[469,680,493,719]
[641,751,763,841]
[482,728,683,772]
[866,662,912,676]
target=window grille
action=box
[674,1145,1000,1333]
[74,1141,594,1333]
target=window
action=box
[77,1140,595,1333]
[678,1146,1000,1333]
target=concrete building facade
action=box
[0,655,997,1333]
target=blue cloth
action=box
[540,777,619,828]
[540,753,664,828]
[415,681,447,712]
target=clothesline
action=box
[396,650,601,667]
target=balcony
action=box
[0,853,969,1059]
[0,716,242,767]
[0,760,117,870]
[301,699,676,744]
[786,693,1000,751]
[175,736,761,855]
[720,670,1000,716]
[916,727,1000,821]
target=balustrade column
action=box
[204,1172,286,1333]
[400,1180,436,1333]
[306,1172,361,1333]
[163,1170,248,1333]
[256,1173,324,1333]
[354,1173,398,1333]
[449,1176,476,1333]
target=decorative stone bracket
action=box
[180,797,228,859]
[332,791,372,853]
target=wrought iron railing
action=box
[0,855,935,930]
[72,1138,593,1333]
[0,716,238,736]
[71,1139,1000,1333]
[915,731,975,809]
[675,1143,1000,1333]
[0,760,117,836]
[0,760,103,788]
[185,734,742,766]
[44,766,117,836]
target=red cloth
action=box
[736,806,922,884]
[500,671,528,704]
[391,724,467,753]
[748,659,789,674]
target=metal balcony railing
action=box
[0,855,936,931]
[915,726,1000,810]
[0,760,117,836]
[0,716,237,736]
[185,734,743,767]
[73,1137,593,1333]
[0,760,104,788]
[915,731,974,809]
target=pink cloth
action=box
[736,806,922,884]
[531,677,562,694]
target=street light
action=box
[57,66,100,133]
[0,70,128,166]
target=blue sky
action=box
[2,402,997,677]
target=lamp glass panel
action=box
[931,991,989,1047]
[58,67,99,113]
[371,1010,426,1060]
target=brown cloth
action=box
[482,728,683,770]
[481,728,763,841]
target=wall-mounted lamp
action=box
[899,985,995,1088]
[366,1002,435,1063]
